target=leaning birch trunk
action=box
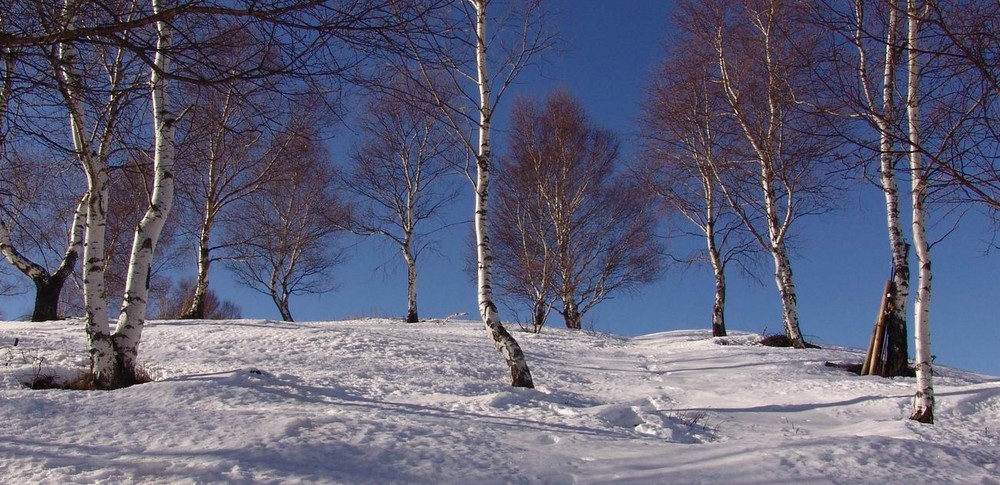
[58,0,115,380]
[470,0,534,388]
[906,0,934,423]
[112,1,177,386]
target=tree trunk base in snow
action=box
[909,406,934,424]
[487,322,534,388]
[405,311,419,323]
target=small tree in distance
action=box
[499,91,662,330]
[224,112,350,322]
[344,88,461,323]
[155,278,242,320]
[640,47,760,338]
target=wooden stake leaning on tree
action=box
[862,279,895,376]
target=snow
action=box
[1,318,998,484]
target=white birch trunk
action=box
[704,183,726,337]
[470,0,533,388]
[181,208,214,319]
[854,0,910,376]
[403,241,418,323]
[112,0,177,384]
[878,2,911,377]
[715,13,806,348]
[906,0,934,423]
[58,0,115,380]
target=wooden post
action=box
[864,280,893,375]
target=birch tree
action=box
[53,0,145,383]
[822,0,911,376]
[110,0,176,386]
[502,92,661,331]
[493,154,556,333]
[390,0,551,387]
[0,194,85,321]
[641,49,758,338]
[680,0,837,348]
[225,118,349,322]
[345,90,460,323]
[172,81,294,320]
[4,0,457,386]
[905,0,933,424]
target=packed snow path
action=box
[1,319,998,484]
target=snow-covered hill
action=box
[1,319,997,484]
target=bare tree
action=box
[386,0,553,387]
[493,157,556,333]
[501,91,661,330]
[905,0,934,424]
[0,152,87,320]
[155,278,241,320]
[172,79,305,320]
[679,0,838,348]
[225,119,349,322]
[640,49,759,338]
[0,194,84,321]
[52,0,148,384]
[344,88,461,323]
[4,0,459,386]
[813,0,912,375]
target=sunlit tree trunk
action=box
[906,0,934,424]
[704,181,726,337]
[403,239,418,323]
[713,3,808,348]
[57,0,115,380]
[878,1,911,378]
[113,0,177,386]
[470,0,533,388]
[180,209,214,319]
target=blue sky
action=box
[9,1,997,377]
[229,0,1000,376]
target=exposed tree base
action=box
[909,407,934,424]
[759,334,821,349]
[487,322,534,388]
[24,367,153,391]
[405,311,419,323]
[178,309,204,320]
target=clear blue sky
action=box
[13,2,998,377]
[232,0,999,376]
[234,1,996,376]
